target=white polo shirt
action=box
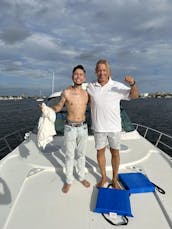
[87,78,130,132]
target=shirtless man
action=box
[53,65,90,193]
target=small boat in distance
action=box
[36,71,56,102]
[36,90,44,102]
[36,97,44,102]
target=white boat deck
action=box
[0,131,172,229]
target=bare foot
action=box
[96,178,108,188]
[80,180,90,188]
[112,180,121,189]
[62,183,71,193]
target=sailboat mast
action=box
[52,72,54,94]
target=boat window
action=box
[54,105,134,136]
[55,111,66,135]
[120,106,135,132]
[47,96,61,107]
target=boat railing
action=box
[0,127,32,159]
[1,122,172,159]
[133,123,172,156]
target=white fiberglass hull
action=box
[0,130,172,229]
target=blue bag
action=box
[118,172,165,194]
[94,187,133,217]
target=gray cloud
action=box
[0,27,31,44]
[0,0,172,95]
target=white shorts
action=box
[94,132,121,150]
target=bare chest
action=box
[66,92,88,107]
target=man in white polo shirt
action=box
[87,59,139,188]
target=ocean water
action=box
[0,99,41,138]
[122,98,172,136]
[0,98,172,158]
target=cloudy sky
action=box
[0,0,172,96]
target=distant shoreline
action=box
[1,92,172,100]
[139,92,172,98]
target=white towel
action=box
[37,103,56,149]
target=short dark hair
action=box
[72,65,86,73]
